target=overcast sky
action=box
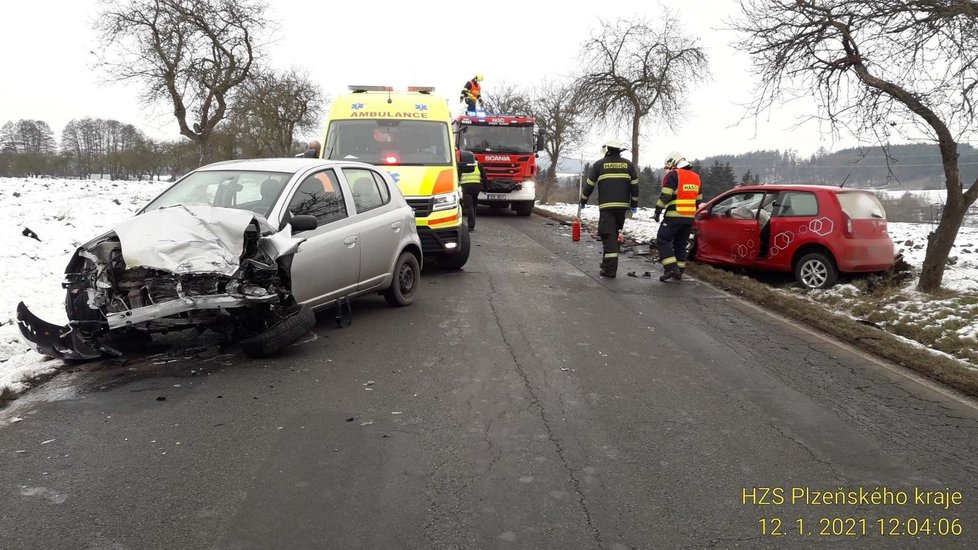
[0,0,890,163]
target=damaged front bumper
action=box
[17,293,280,360]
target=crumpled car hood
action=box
[114,205,301,276]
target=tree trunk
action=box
[630,113,641,168]
[918,201,966,292]
[198,138,212,167]
[541,164,557,204]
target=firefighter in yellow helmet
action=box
[654,151,702,282]
[459,74,484,112]
[580,138,640,277]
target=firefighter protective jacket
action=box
[581,154,639,209]
[656,167,702,221]
[461,79,481,101]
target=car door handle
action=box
[344,236,358,247]
[391,221,402,231]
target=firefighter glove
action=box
[653,209,662,222]
[579,201,587,209]
[630,207,637,215]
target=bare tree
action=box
[227,68,325,158]
[733,0,978,292]
[481,81,534,115]
[96,0,267,166]
[530,80,588,203]
[576,16,708,168]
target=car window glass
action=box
[711,192,765,220]
[837,192,886,219]
[287,169,347,227]
[142,170,291,218]
[343,167,386,213]
[372,171,391,204]
[776,191,819,217]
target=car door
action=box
[283,169,361,308]
[696,191,767,266]
[341,166,403,291]
[765,190,820,269]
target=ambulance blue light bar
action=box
[407,86,435,94]
[349,85,393,92]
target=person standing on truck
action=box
[459,74,484,112]
[458,150,486,231]
[654,151,702,282]
[580,139,639,278]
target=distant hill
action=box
[694,143,978,189]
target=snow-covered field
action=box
[0,177,169,393]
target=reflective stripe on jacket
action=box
[462,80,481,100]
[657,168,702,219]
[581,154,639,210]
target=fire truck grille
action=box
[483,163,521,178]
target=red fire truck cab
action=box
[453,112,545,216]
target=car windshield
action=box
[142,170,292,218]
[838,192,886,219]
[325,120,452,166]
[458,125,534,154]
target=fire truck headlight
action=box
[522,181,535,190]
[432,192,458,211]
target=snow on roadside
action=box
[538,203,662,243]
[0,177,169,393]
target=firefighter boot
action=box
[659,264,681,282]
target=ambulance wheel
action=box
[439,226,471,270]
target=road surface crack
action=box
[486,272,603,547]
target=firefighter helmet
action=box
[664,151,688,170]
[601,138,626,156]
[475,74,484,82]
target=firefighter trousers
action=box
[598,208,627,275]
[461,185,481,230]
[656,218,693,271]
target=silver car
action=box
[17,159,422,359]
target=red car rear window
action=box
[837,192,886,219]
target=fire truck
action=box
[453,112,545,216]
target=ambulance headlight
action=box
[432,192,458,211]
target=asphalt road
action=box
[2,211,978,550]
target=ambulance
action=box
[321,86,470,269]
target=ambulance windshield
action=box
[325,120,452,166]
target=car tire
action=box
[687,233,698,261]
[514,201,534,216]
[794,252,838,289]
[384,252,421,307]
[438,226,471,270]
[240,304,316,358]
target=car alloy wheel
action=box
[800,258,828,288]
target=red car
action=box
[691,185,895,289]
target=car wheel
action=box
[438,226,471,270]
[794,252,838,289]
[240,304,316,358]
[384,252,421,307]
[513,201,534,216]
[687,233,698,261]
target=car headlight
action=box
[521,181,535,190]
[432,192,458,212]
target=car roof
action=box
[197,158,351,173]
[732,184,874,194]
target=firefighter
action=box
[458,150,486,231]
[459,74,483,112]
[654,151,702,282]
[580,139,639,278]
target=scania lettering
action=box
[453,112,544,217]
[323,86,470,269]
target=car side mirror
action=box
[696,210,710,220]
[290,215,318,233]
[460,163,476,174]
[535,132,546,152]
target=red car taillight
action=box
[843,213,854,238]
